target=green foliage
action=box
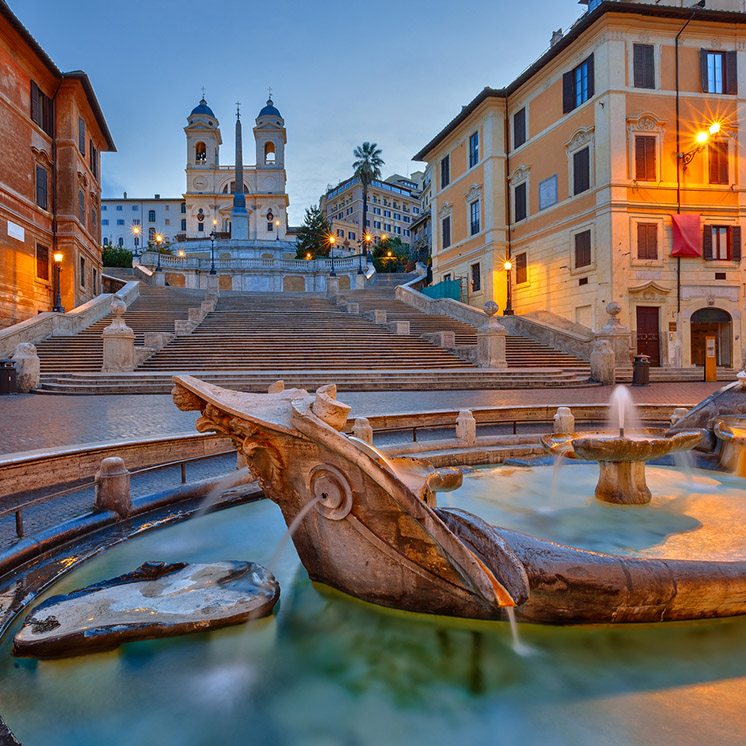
[352,142,384,186]
[295,206,332,258]
[371,236,410,273]
[101,246,133,268]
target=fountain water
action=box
[607,385,641,438]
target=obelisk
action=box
[231,103,249,240]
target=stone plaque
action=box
[539,175,558,210]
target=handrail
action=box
[138,252,360,273]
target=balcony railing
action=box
[138,251,361,273]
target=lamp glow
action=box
[504,260,512,271]
[695,131,709,145]
[708,122,721,136]
[53,251,63,263]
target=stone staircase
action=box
[350,285,590,370]
[34,286,205,373]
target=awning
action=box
[671,214,701,257]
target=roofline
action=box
[412,1,746,162]
[0,1,116,151]
[102,197,184,202]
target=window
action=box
[574,230,592,268]
[117,237,124,247]
[148,227,156,241]
[513,108,527,149]
[384,210,391,218]
[470,262,481,292]
[442,215,451,248]
[101,205,107,211]
[443,273,452,282]
[709,141,729,185]
[116,219,124,226]
[132,205,138,211]
[116,205,122,211]
[36,244,49,281]
[701,50,737,94]
[470,200,480,235]
[93,269,98,295]
[103,237,109,246]
[30,81,53,135]
[198,223,205,232]
[264,141,276,164]
[132,218,140,225]
[268,221,274,232]
[134,237,140,247]
[78,118,86,155]
[195,141,207,163]
[515,252,527,284]
[704,225,742,261]
[539,175,558,210]
[164,219,170,226]
[78,190,85,223]
[563,55,594,113]
[374,221,381,229]
[89,140,97,178]
[181,219,187,231]
[573,147,591,195]
[79,256,86,287]
[635,135,656,181]
[102,219,109,225]
[468,132,479,168]
[148,210,156,222]
[637,223,658,260]
[440,155,450,189]
[514,183,527,223]
[91,205,97,229]
[35,165,48,210]
[633,44,655,89]
[181,203,186,213]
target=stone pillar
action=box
[354,273,366,290]
[345,302,360,315]
[589,338,615,385]
[102,298,135,372]
[95,456,132,518]
[387,321,410,336]
[477,302,507,369]
[327,276,339,298]
[11,342,40,393]
[352,417,374,445]
[456,409,477,446]
[364,309,387,324]
[206,274,220,300]
[553,406,575,435]
[595,302,632,367]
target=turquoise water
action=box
[2,466,746,745]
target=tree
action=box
[371,235,409,273]
[352,142,384,254]
[295,206,332,258]
[102,246,133,268]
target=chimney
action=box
[550,28,563,47]
[154,194,160,199]
[123,191,127,199]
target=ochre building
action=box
[0,1,115,328]
[415,0,746,369]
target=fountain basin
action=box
[542,429,703,505]
[714,416,746,477]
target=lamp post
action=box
[360,232,371,274]
[275,218,280,240]
[503,259,514,316]
[52,251,64,312]
[155,233,163,271]
[679,122,721,170]
[386,249,394,273]
[328,234,337,277]
[209,230,217,275]
[131,225,141,262]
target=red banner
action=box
[671,214,701,257]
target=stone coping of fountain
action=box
[542,429,705,462]
[714,416,746,441]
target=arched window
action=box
[148,227,156,241]
[222,181,249,194]
[103,237,109,246]
[264,141,276,164]
[118,237,124,247]
[195,141,207,164]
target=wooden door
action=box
[636,306,660,367]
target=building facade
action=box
[101,195,184,250]
[415,0,746,369]
[0,0,115,328]
[320,173,423,251]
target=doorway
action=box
[690,307,732,367]
[636,306,660,367]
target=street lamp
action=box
[155,233,163,271]
[360,232,372,274]
[503,259,514,316]
[209,230,217,275]
[131,225,141,262]
[679,121,722,170]
[275,218,280,240]
[52,251,64,312]
[328,234,337,277]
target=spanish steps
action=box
[35,275,594,393]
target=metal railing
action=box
[0,448,235,540]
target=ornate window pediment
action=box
[627,112,666,135]
[628,281,671,299]
[438,201,452,218]
[464,183,482,203]
[566,126,594,151]
[509,165,530,184]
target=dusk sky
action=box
[14,0,585,224]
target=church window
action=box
[148,210,156,222]
[264,141,276,164]
[198,223,205,232]
[195,141,207,164]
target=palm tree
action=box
[352,142,384,256]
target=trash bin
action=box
[631,354,650,387]
[0,359,17,394]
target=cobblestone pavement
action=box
[0,382,725,455]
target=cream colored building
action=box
[415,0,746,370]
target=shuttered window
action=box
[701,50,737,94]
[468,132,479,168]
[442,215,451,248]
[515,252,527,284]
[704,225,741,261]
[30,81,54,135]
[574,230,592,268]
[708,140,729,185]
[440,155,450,189]
[514,182,527,222]
[635,135,657,181]
[35,165,48,210]
[562,54,594,113]
[513,108,527,149]
[470,199,480,235]
[633,44,655,89]
[36,244,50,281]
[637,223,658,260]
[470,263,481,292]
[78,118,86,155]
[573,147,590,195]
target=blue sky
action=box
[13,0,585,223]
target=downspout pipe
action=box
[504,103,513,315]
